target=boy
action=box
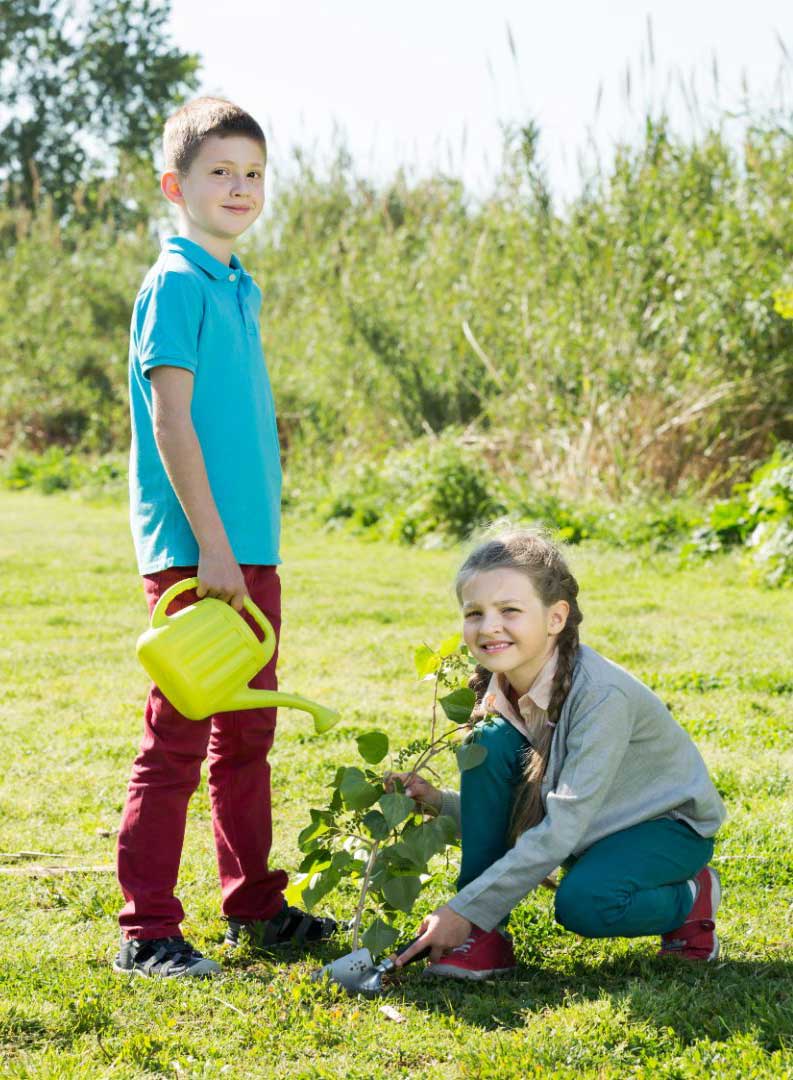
[114,98,337,978]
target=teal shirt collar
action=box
[162,235,247,282]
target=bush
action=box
[314,433,508,545]
[683,445,793,586]
[0,448,126,497]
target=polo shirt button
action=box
[228,273,236,282]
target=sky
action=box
[167,0,793,205]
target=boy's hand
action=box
[394,905,472,965]
[384,771,442,814]
[197,548,248,611]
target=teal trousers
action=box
[458,717,714,937]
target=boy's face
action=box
[162,134,266,252]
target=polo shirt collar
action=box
[162,235,247,281]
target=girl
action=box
[395,528,726,980]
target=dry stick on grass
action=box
[0,851,71,860]
[0,865,114,876]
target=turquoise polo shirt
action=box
[128,236,281,574]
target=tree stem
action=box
[351,841,380,951]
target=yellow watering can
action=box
[136,577,339,734]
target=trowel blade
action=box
[311,947,376,992]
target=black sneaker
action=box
[225,903,339,952]
[113,936,221,978]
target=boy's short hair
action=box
[163,97,267,175]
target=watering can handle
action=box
[149,578,277,660]
[150,577,201,628]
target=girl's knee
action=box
[554,876,608,938]
[471,718,527,771]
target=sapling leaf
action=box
[435,814,459,844]
[362,809,391,841]
[283,873,310,907]
[302,868,341,910]
[439,687,476,723]
[456,742,488,771]
[356,730,390,764]
[298,848,333,875]
[382,874,422,913]
[297,810,333,850]
[362,918,400,954]
[330,850,355,874]
[438,632,462,658]
[379,792,415,830]
[393,819,450,868]
[339,767,382,810]
[414,644,441,679]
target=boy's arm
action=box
[150,365,247,610]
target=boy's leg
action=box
[118,568,211,941]
[554,818,715,939]
[458,717,530,892]
[207,565,287,922]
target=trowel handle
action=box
[379,937,432,975]
[396,937,432,965]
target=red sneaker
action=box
[659,866,722,961]
[424,926,516,981]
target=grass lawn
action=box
[1,490,792,1078]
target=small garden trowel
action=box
[311,939,430,996]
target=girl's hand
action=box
[384,771,442,813]
[394,905,473,965]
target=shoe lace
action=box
[145,936,201,965]
[451,935,476,955]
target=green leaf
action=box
[438,632,462,658]
[357,730,390,764]
[298,848,333,875]
[378,792,415,830]
[435,814,459,844]
[439,687,476,723]
[283,873,310,907]
[382,874,422,913]
[414,644,441,679]
[302,868,341,910]
[362,809,391,841]
[297,809,333,850]
[456,742,488,771]
[330,850,355,874]
[361,918,400,954]
[339,767,381,810]
[393,819,450,868]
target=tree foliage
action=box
[0,0,198,215]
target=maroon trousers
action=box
[117,565,287,940]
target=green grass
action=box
[1,491,792,1078]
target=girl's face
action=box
[460,568,569,696]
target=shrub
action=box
[315,432,508,545]
[683,445,793,586]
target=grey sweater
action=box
[444,644,726,931]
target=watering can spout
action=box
[223,687,339,733]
